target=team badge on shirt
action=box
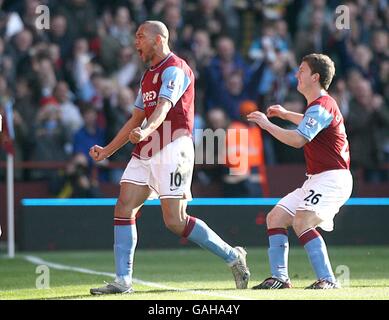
[152,73,159,84]
[305,117,318,129]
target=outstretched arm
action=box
[248,111,308,148]
[89,108,146,161]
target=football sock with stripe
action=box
[299,228,336,282]
[267,228,290,282]
[114,218,137,286]
[183,216,238,264]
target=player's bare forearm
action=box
[267,104,304,125]
[248,111,307,148]
[284,111,304,125]
[141,97,172,137]
[265,122,307,148]
[104,108,145,156]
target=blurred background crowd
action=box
[0,0,388,198]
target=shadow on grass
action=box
[34,286,250,300]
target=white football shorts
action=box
[120,135,194,200]
[276,169,353,232]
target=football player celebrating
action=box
[89,21,250,295]
[248,54,352,289]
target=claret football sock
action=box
[183,216,238,264]
[267,228,290,282]
[114,218,137,286]
[299,228,336,283]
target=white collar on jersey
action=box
[319,89,329,97]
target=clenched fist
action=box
[89,145,108,162]
[129,127,147,144]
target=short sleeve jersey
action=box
[296,94,350,174]
[132,53,195,159]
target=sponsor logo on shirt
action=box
[142,91,157,102]
[167,80,175,90]
[147,101,157,107]
[305,117,317,129]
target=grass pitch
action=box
[0,246,388,300]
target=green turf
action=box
[0,247,388,300]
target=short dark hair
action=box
[302,54,335,90]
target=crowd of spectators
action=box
[0,0,388,197]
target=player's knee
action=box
[164,223,181,235]
[164,219,183,235]
[163,212,186,235]
[292,215,306,235]
[114,198,134,218]
[266,211,275,227]
[266,210,287,228]
[293,211,321,236]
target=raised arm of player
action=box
[129,97,172,143]
[247,111,308,148]
[267,104,304,126]
[89,108,146,162]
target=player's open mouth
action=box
[137,49,143,58]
